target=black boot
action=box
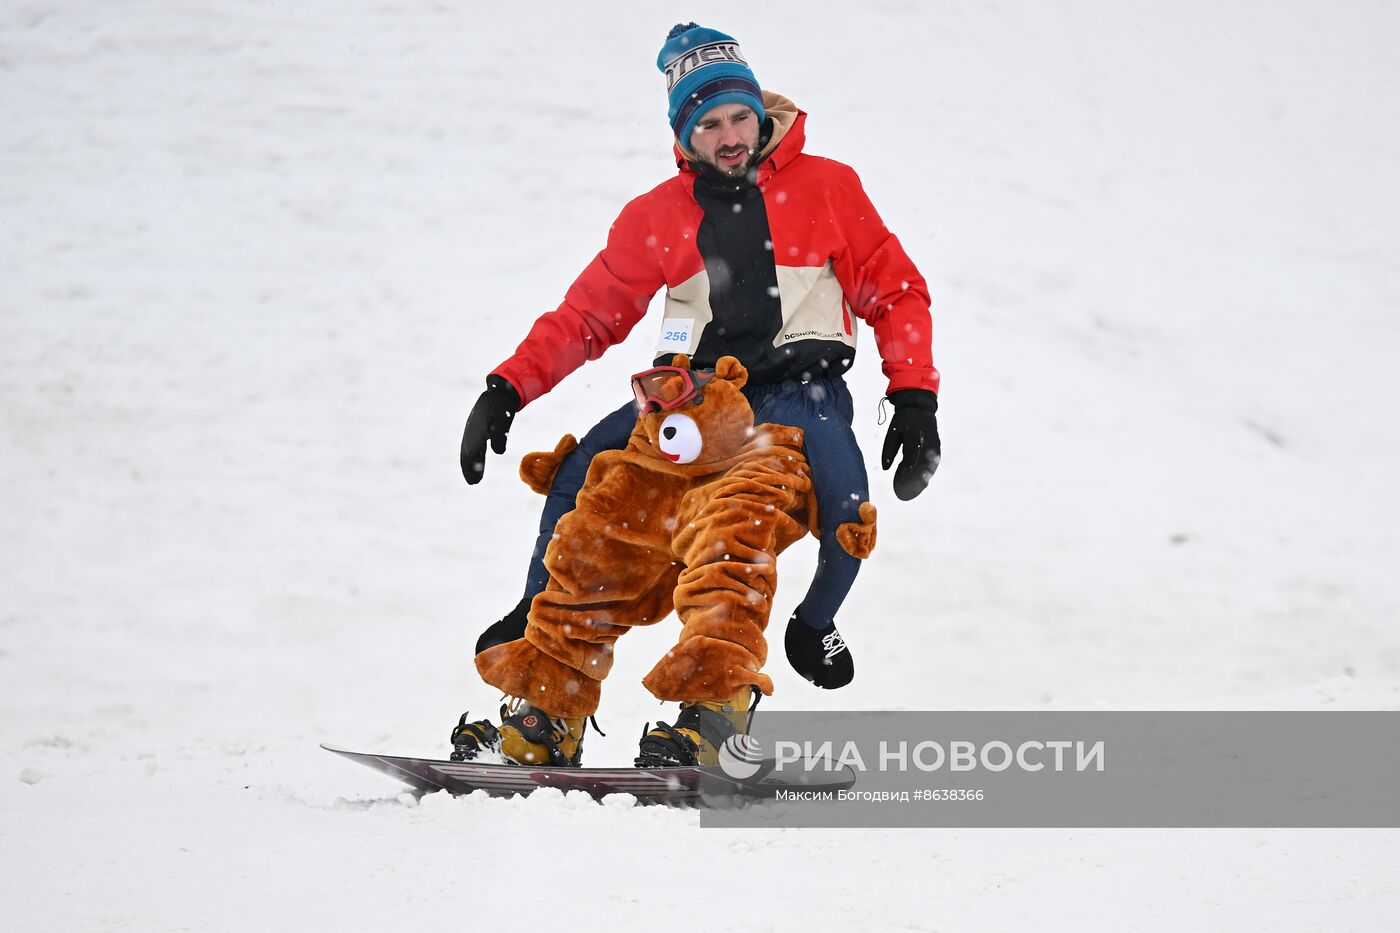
[475,594,532,655]
[784,608,854,689]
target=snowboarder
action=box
[455,23,941,765]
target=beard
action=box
[696,144,758,180]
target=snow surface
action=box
[4,1,1399,930]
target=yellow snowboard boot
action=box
[450,700,592,767]
[634,687,759,767]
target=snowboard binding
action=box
[450,701,605,767]
[449,713,501,762]
[635,687,761,768]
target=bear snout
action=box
[657,413,703,464]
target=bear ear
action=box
[714,355,749,389]
[671,353,691,370]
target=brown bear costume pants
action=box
[474,357,876,719]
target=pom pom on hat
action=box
[657,24,764,146]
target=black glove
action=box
[459,375,521,485]
[880,389,940,501]
[784,609,854,689]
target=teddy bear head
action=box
[632,355,752,466]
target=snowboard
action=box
[323,743,856,807]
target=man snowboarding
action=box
[455,23,941,766]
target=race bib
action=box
[656,318,695,353]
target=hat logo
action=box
[664,42,748,91]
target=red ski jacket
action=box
[492,93,939,408]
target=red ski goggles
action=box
[630,365,717,413]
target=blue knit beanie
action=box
[657,23,765,147]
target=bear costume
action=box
[473,355,877,721]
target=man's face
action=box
[687,103,761,177]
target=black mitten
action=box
[880,389,941,501]
[784,609,854,689]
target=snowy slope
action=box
[3,2,1399,930]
